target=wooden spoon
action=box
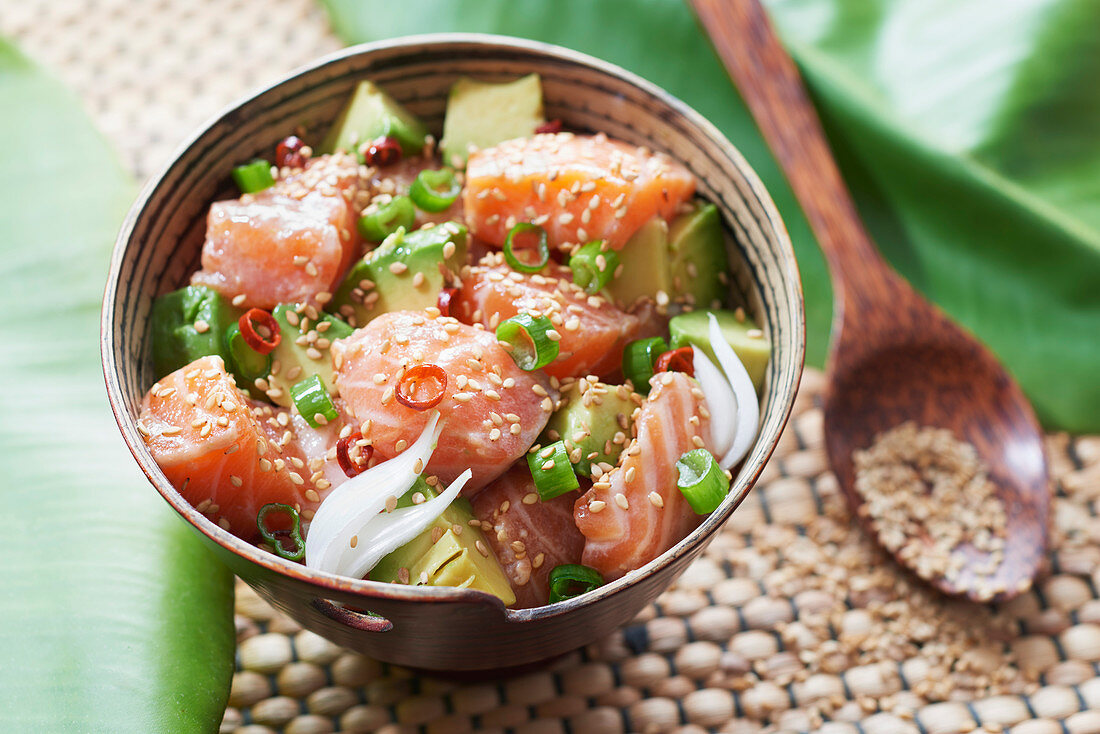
[690,0,1049,601]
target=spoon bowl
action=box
[692,0,1050,601]
[824,278,1049,601]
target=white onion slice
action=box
[337,469,472,579]
[708,313,761,469]
[691,345,736,459]
[305,411,442,574]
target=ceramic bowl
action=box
[103,34,805,672]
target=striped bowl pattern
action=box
[102,34,805,671]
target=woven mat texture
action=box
[6,2,1100,733]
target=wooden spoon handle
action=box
[689,0,898,310]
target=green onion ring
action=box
[232,158,275,194]
[256,503,306,561]
[409,168,461,212]
[621,336,669,394]
[527,440,580,501]
[675,448,730,514]
[569,240,621,294]
[289,374,339,428]
[496,313,559,371]
[503,223,550,273]
[548,564,605,603]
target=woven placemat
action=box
[6,3,1099,733]
[222,369,1100,734]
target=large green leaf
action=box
[321,0,1100,432]
[0,40,235,731]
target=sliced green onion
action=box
[224,322,272,382]
[504,223,550,273]
[622,336,669,394]
[569,240,621,294]
[496,313,559,371]
[232,159,275,194]
[289,374,339,428]
[548,564,604,603]
[357,195,415,242]
[409,168,461,212]
[257,503,306,561]
[676,448,730,514]
[527,440,579,501]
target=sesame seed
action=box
[476,540,489,557]
[394,439,408,452]
[453,392,474,403]
[305,489,320,502]
[589,500,606,513]
[288,472,304,485]
[232,294,247,306]
[350,535,358,549]
[614,493,630,509]
[648,491,664,508]
[389,262,408,275]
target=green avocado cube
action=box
[668,203,730,311]
[542,381,636,477]
[604,217,672,309]
[440,74,546,167]
[321,80,429,157]
[263,304,353,408]
[149,285,241,378]
[370,479,516,605]
[669,309,771,393]
[329,222,468,327]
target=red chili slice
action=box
[239,308,281,355]
[275,135,306,168]
[437,287,459,318]
[363,136,402,168]
[337,432,374,478]
[535,119,563,134]
[395,363,448,411]
[654,347,694,378]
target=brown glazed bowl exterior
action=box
[102,34,805,672]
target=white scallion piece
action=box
[306,411,443,574]
[339,469,472,579]
[708,313,760,469]
[691,344,736,459]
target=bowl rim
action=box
[102,32,806,622]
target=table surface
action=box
[6,2,1100,733]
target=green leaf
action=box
[321,0,1100,432]
[0,39,235,731]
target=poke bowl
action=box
[102,34,805,672]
